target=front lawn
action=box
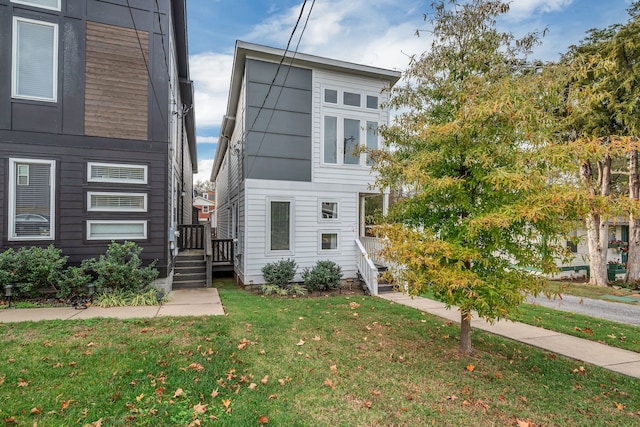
[0,279,638,426]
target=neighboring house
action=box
[0,0,197,287]
[193,195,215,224]
[554,221,630,281]
[211,41,400,287]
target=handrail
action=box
[359,236,387,267]
[204,223,212,287]
[355,238,378,296]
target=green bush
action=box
[58,266,92,299]
[302,260,342,292]
[82,241,158,293]
[93,287,166,307]
[261,259,297,287]
[287,284,308,296]
[3,246,68,297]
[260,284,289,296]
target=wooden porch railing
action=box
[212,239,234,263]
[204,223,212,287]
[178,224,206,250]
[355,238,379,296]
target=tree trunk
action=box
[582,156,612,286]
[459,311,472,354]
[626,149,640,282]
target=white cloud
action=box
[506,0,574,21]
[197,136,218,144]
[190,52,234,128]
[193,158,214,184]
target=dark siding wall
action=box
[0,131,168,272]
[245,59,312,182]
[0,0,177,276]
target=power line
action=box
[245,0,316,177]
[125,0,168,134]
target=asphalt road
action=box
[527,294,640,326]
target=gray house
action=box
[211,41,400,291]
[0,0,197,285]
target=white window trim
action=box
[202,205,209,214]
[12,16,58,102]
[87,192,148,212]
[86,220,148,241]
[266,198,294,256]
[87,162,148,184]
[318,200,339,222]
[318,230,340,253]
[11,0,61,11]
[8,158,56,241]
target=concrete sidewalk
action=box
[378,292,640,379]
[0,288,225,322]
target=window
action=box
[9,159,55,240]
[366,95,378,109]
[202,206,209,214]
[87,192,147,212]
[320,201,338,220]
[17,164,29,186]
[343,118,360,165]
[366,121,378,166]
[320,232,339,251]
[11,0,60,10]
[343,92,361,107]
[12,17,58,102]
[203,193,208,199]
[88,162,147,184]
[324,88,337,103]
[87,220,147,240]
[268,200,292,253]
[324,116,337,164]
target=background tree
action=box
[374,0,575,354]
[556,3,640,285]
[193,180,215,195]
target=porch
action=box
[176,224,234,288]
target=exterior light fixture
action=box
[4,284,14,308]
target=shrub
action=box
[82,241,159,293]
[0,248,16,288]
[93,287,166,307]
[260,284,289,296]
[58,266,92,299]
[287,284,307,296]
[8,246,67,297]
[302,260,342,292]
[261,259,297,287]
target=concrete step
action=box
[173,272,207,283]
[172,280,207,289]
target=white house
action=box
[210,41,400,290]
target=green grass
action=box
[0,279,638,426]
[547,281,640,303]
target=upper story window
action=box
[366,95,378,109]
[12,17,58,102]
[11,0,61,11]
[88,162,148,184]
[324,89,337,104]
[343,92,361,107]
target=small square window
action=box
[320,201,338,220]
[324,89,337,103]
[17,164,29,186]
[343,92,361,107]
[202,206,209,214]
[321,233,338,250]
[366,95,378,109]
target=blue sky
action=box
[186,0,635,183]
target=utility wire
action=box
[245,0,316,177]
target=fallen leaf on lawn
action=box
[3,417,16,424]
[518,395,527,402]
[446,395,457,401]
[298,317,304,320]
[189,363,205,371]
[136,393,144,401]
[30,407,42,415]
[211,389,219,398]
[466,364,475,372]
[278,379,285,386]
[0,374,5,385]
[323,378,336,390]
[516,419,535,427]
[330,364,338,374]
[174,388,184,398]
[349,302,361,310]
[268,394,278,400]
[261,375,269,385]
[363,401,372,409]
[312,336,321,341]
[614,402,624,410]
[222,399,231,409]
[572,366,586,375]
[248,383,257,390]
[89,418,103,427]
[370,390,381,397]
[238,338,250,350]
[607,334,617,339]
[258,415,269,424]
[494,372,503,379]
[296,339,305,346]
[194,403,207,413]
[583,327,593,335]
[61,400,73,410]
[17,379,29,387]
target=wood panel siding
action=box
[84,21,149,140]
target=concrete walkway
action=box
[378,292,640,379]
[0,288,225,322]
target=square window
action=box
[324,88,337,103]
[320,201,338,220]
[343,92,361,107]
[321,233,338,250]
[12,17,58,102]
[366,95,378,109]
[9,159,55,240]
[202,205,209,214]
